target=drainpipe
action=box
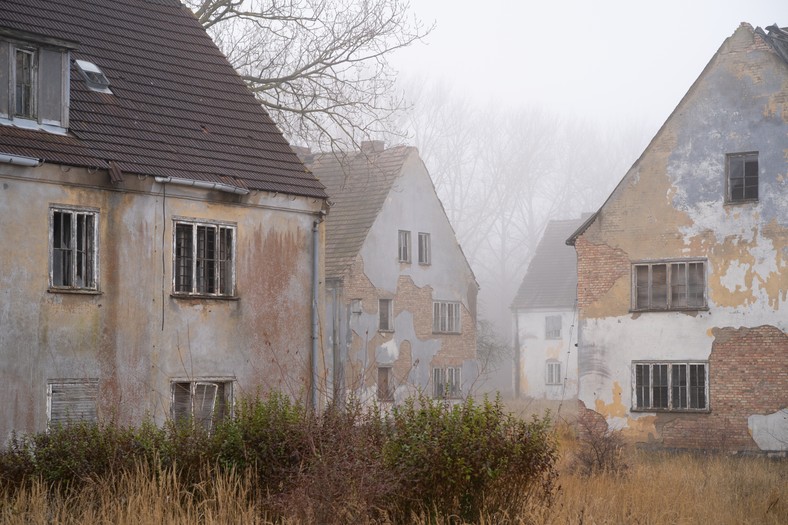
[0,153,43,167]
[311,212,324,411]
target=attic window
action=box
[74,59,111,93]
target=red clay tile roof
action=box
[305,146,414,279]
[0,0,326,199]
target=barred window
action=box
[633,362,708,411]
[433,367,461,398]
[50,206,98,290]
[174,220,235,296]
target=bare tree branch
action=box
[186,0,432,149]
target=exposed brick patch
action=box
[658,325,788,451]
[574,237,630,311]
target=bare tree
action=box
[186,0,432,148]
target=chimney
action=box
[360,140,385,154]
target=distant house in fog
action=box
[304,142,479,404]
[511,218,584,401]
[567,23,788,452]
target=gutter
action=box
[0,153,43,167]
[154,176,249,195]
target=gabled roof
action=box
[511,218,584,310]
[305,145,414,279]
[0,0,326,199]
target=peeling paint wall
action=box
[0,162,324,441]
[574,24,788,451]
[326,152,479,404]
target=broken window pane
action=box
[15,48,35,118]
[51,208,97,290]
[174,221,235,296]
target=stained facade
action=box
[568,23,788,451]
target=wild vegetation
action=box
[0,394,785,524]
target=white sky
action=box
[393,0,786,131]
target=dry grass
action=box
[1,429,785,524]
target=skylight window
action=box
[74,59,112,94]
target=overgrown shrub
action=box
[570,408,628,476]
[384,394,558,522]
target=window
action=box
[433,367,462,398]
[633,260,705,311]
[15,48,36,118]
[727,152,758,202]
[174,220,235,296]
[47,379,98,426]
[418,232,431,264]
[377,367,394,401]
[398,230,411,262]
[433,301,461,333]
[379,299,393,331]
[171,380,232,431]
[546,361,561,385]
[633,362,708,411]
[50,206,99,291]
[545,315,562,339]
[1,38,70,129]
[74,59,111,93]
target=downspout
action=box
[311,212,325,411]
[513,310,521,399]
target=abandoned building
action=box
[567,23,788,452]
[304,142,479,404]
[0,0,328,441]
[511,217,585,402]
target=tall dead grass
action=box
[1,448,784,524]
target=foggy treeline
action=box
[396,80,655,349]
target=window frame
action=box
[632,361,709,412]
[546,361,562,385]
[379,298,393,332]
[545,315,562,339]
[377,366,394,402]
[171,379,233,431]
[433,300,461,334]
[14,46,37,119]
[726,152,759,203]
[631,259,707,312]
[47,378,99,427]
[433,366,462,399]
[417,232,431,265]
[49,205,100,292]
[172,217,237,298]
[398,229,411,263]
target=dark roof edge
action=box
[0,27,80,49]
[758,24,788,65]
[566,212,598,246]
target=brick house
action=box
[304,142,479,404]
[567,23,788,452]
[0,0,328,441]
[511,217,584,401]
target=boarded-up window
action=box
[379,299,393,331]
[633,362,708,411]
[171,380,231,431]
[47,379,99,426]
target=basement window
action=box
[50,206,99,291]
[726,152,758,203]
[433,367,462,399]
[171,380,232,431]
[74,59,112,94]
[632,260,706,311]
[633,362,708,411]
[47,379,99,427]
[173,219,236,297]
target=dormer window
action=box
[1,32,75,132]
[75,59,111,94]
